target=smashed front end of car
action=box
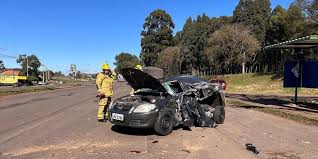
[109,68,225,135]
[166,80,225,128]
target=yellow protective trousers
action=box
[98,97,111,120]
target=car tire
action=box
[213,106,225,124]
[154,110,173,136]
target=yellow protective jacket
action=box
[96,72,116,97]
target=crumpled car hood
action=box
[120,68,167,93]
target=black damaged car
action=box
[108,68,225,136]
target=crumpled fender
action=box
[217,91,226,107]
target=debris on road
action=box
[152,140,159,143]
[301,140,311,144]
[129,150,141,154]
[245,143,259,154]
[181,150,191,153]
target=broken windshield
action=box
[163,81,183,96]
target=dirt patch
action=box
[2,140,120,157]
[268,152,301,159]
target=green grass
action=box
[204,73,318,96]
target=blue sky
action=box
[0,0,294,74]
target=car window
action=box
[163,81,183,96]
[136,88,154,93]
[163,82,175,95]
[170,81,183,93]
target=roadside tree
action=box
[266,5,288,45]
[16,54,41,76]
[114,52,141,73]
[0,60,5,71]
[158,46,182,77]
[141,9,175,66]
[296,0,318,26]
[206,24,259,74]
[233,0,271,43]
[286,4,307,38]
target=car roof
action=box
[164,75,208,85]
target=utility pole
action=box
[42,71,45,83]
[22,55,29,77]
[26,56,29,77]
[47,70,49,82]
[70,64,77,79]
[47,70,49,81]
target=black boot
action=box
[98,119,106,122]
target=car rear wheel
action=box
[213,106,225,124]
[154,110,173,136]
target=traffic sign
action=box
[284,61,318,88]
[284,61,301,87]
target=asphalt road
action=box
[0,82,317,159]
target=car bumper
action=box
[108,110,158,128]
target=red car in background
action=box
[210,79,227,90]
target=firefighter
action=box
[96,63,115,122]
[135,64,143,71]
[130,65,143,95]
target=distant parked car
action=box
[117,74,125,82]
[210,79,227,90]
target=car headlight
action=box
[133,103,156,113]
[150,98,156,103]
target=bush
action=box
[27,76,39,82]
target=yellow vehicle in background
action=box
[0,75,27,86]
[0,69,28,86]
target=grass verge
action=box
[0,86,58,97]
[227,99,318,126]
[256,107,318,126]
[204,73,318,96]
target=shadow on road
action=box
[111,125,194,136]
[111,125,155,136]
[243,97,290,107]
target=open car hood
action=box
[120,68,167,93]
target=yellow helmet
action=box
[135,64,142,70]
[101,63,110,70]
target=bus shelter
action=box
[264,35,318,104]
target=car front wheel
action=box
[154,110,173,136]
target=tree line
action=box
[0,60,4,71]
[116,0,317,77]
[0,54,64,78]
